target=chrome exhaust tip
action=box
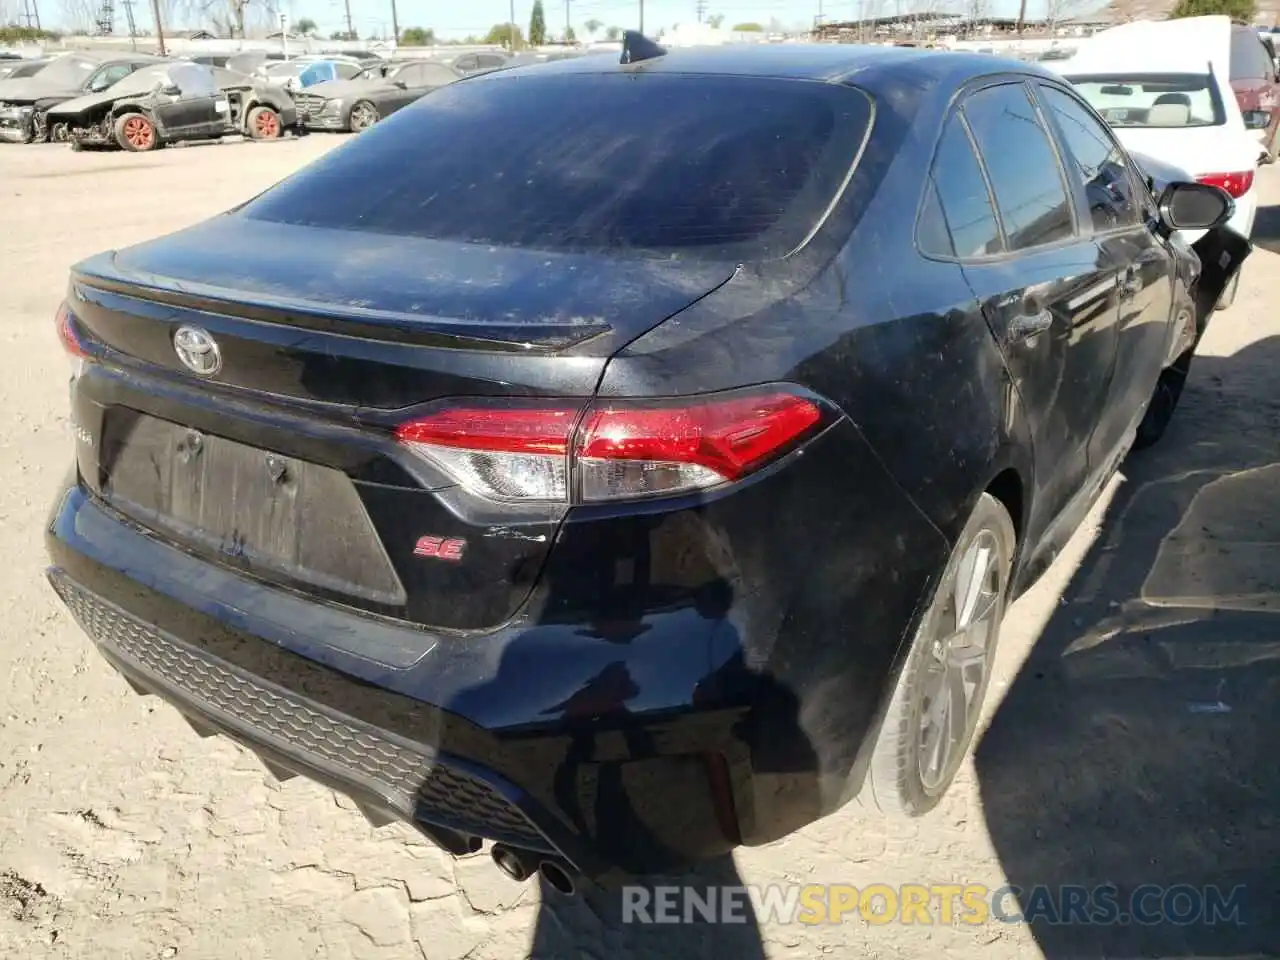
[490,843,533,882]
[538,859,576,896]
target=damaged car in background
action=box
[209,65,302,140]
[293,58,461,132]
[0,51,164,143]
[49,61,230,152]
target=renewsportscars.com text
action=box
[620,883,1247,926]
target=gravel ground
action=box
[1,136,1277,960]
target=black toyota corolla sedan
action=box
[45,35,1248,893]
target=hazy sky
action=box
[89,0,1097,42]
[282,0,1088,39]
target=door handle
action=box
[1009,304,1053,342]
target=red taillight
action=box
[1196,170,1254,199]
[56,301,89,358]
[575,392,823,501]
[393,388,826,504]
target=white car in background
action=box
[1052,18,1260,309]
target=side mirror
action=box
[391,79,407,89]
[1243,109,1271,131]
[1157,181,1234,232]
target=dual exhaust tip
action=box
[490,843,576,896]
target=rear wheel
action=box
[1133,348,1193,450]
[246,105,282,140]
[1134,301,1198,451]
[348,100,378,133]
[49,122,69,143]
[862,492,1015,817]
[114,112,158,152]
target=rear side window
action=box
[241,74,873,261]
[1230,29,1274,81]
[917,113,1003,259]
[962,83,1074,251]
[1039,86,1141,232]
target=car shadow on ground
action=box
[976,334,1280,955]
[1251,203,1280,255]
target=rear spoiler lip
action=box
[69,262,614,354]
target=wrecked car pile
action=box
[0,51,303,150]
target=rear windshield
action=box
[240,73,873,261]
[1065,73,1226,128]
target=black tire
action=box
[114,112,159,152]
[1214,270,1240,312]
[245,105,283,140]
[862,492,1015,818]
[348,100,378,133]
[1133,348,1193,451]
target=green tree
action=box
[400,26,436,45]
[529,0,547,45]
[484,22,524,47]
[584,18,602,37]
[564,25,577,42]
[294,16,317,35]
[1170,0,1255,17]
[604,24,621,40]
[707,13,725,27]
[732,21,763,30]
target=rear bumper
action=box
[45,403,946,880]
[46,481,759,883]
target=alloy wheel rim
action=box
[353,104,376,128]
[124,117,153,149]
[917,528,1004,792]
[256,111,279,137]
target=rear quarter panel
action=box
[593,71,1032,814]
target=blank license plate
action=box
[101,413,402,604]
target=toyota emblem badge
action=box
[173,325,222,377]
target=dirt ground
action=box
[1,136,1277,960]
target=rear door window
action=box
[1039,85,1142,232]
[241,74,874,262]
[917,113,1003,259]
[961,82,1075,251]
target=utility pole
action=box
[565,0,569,38]
[639,0,644,32]
[390,0,400,43]
[149,0,165,53]
[121,0,138,48]
[509,0,517,48]
[695,0,706,24]
[21,0,42,30]
[344,0,354,39]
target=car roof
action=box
[474,43,1052,86]
[1061,16,1231,76]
